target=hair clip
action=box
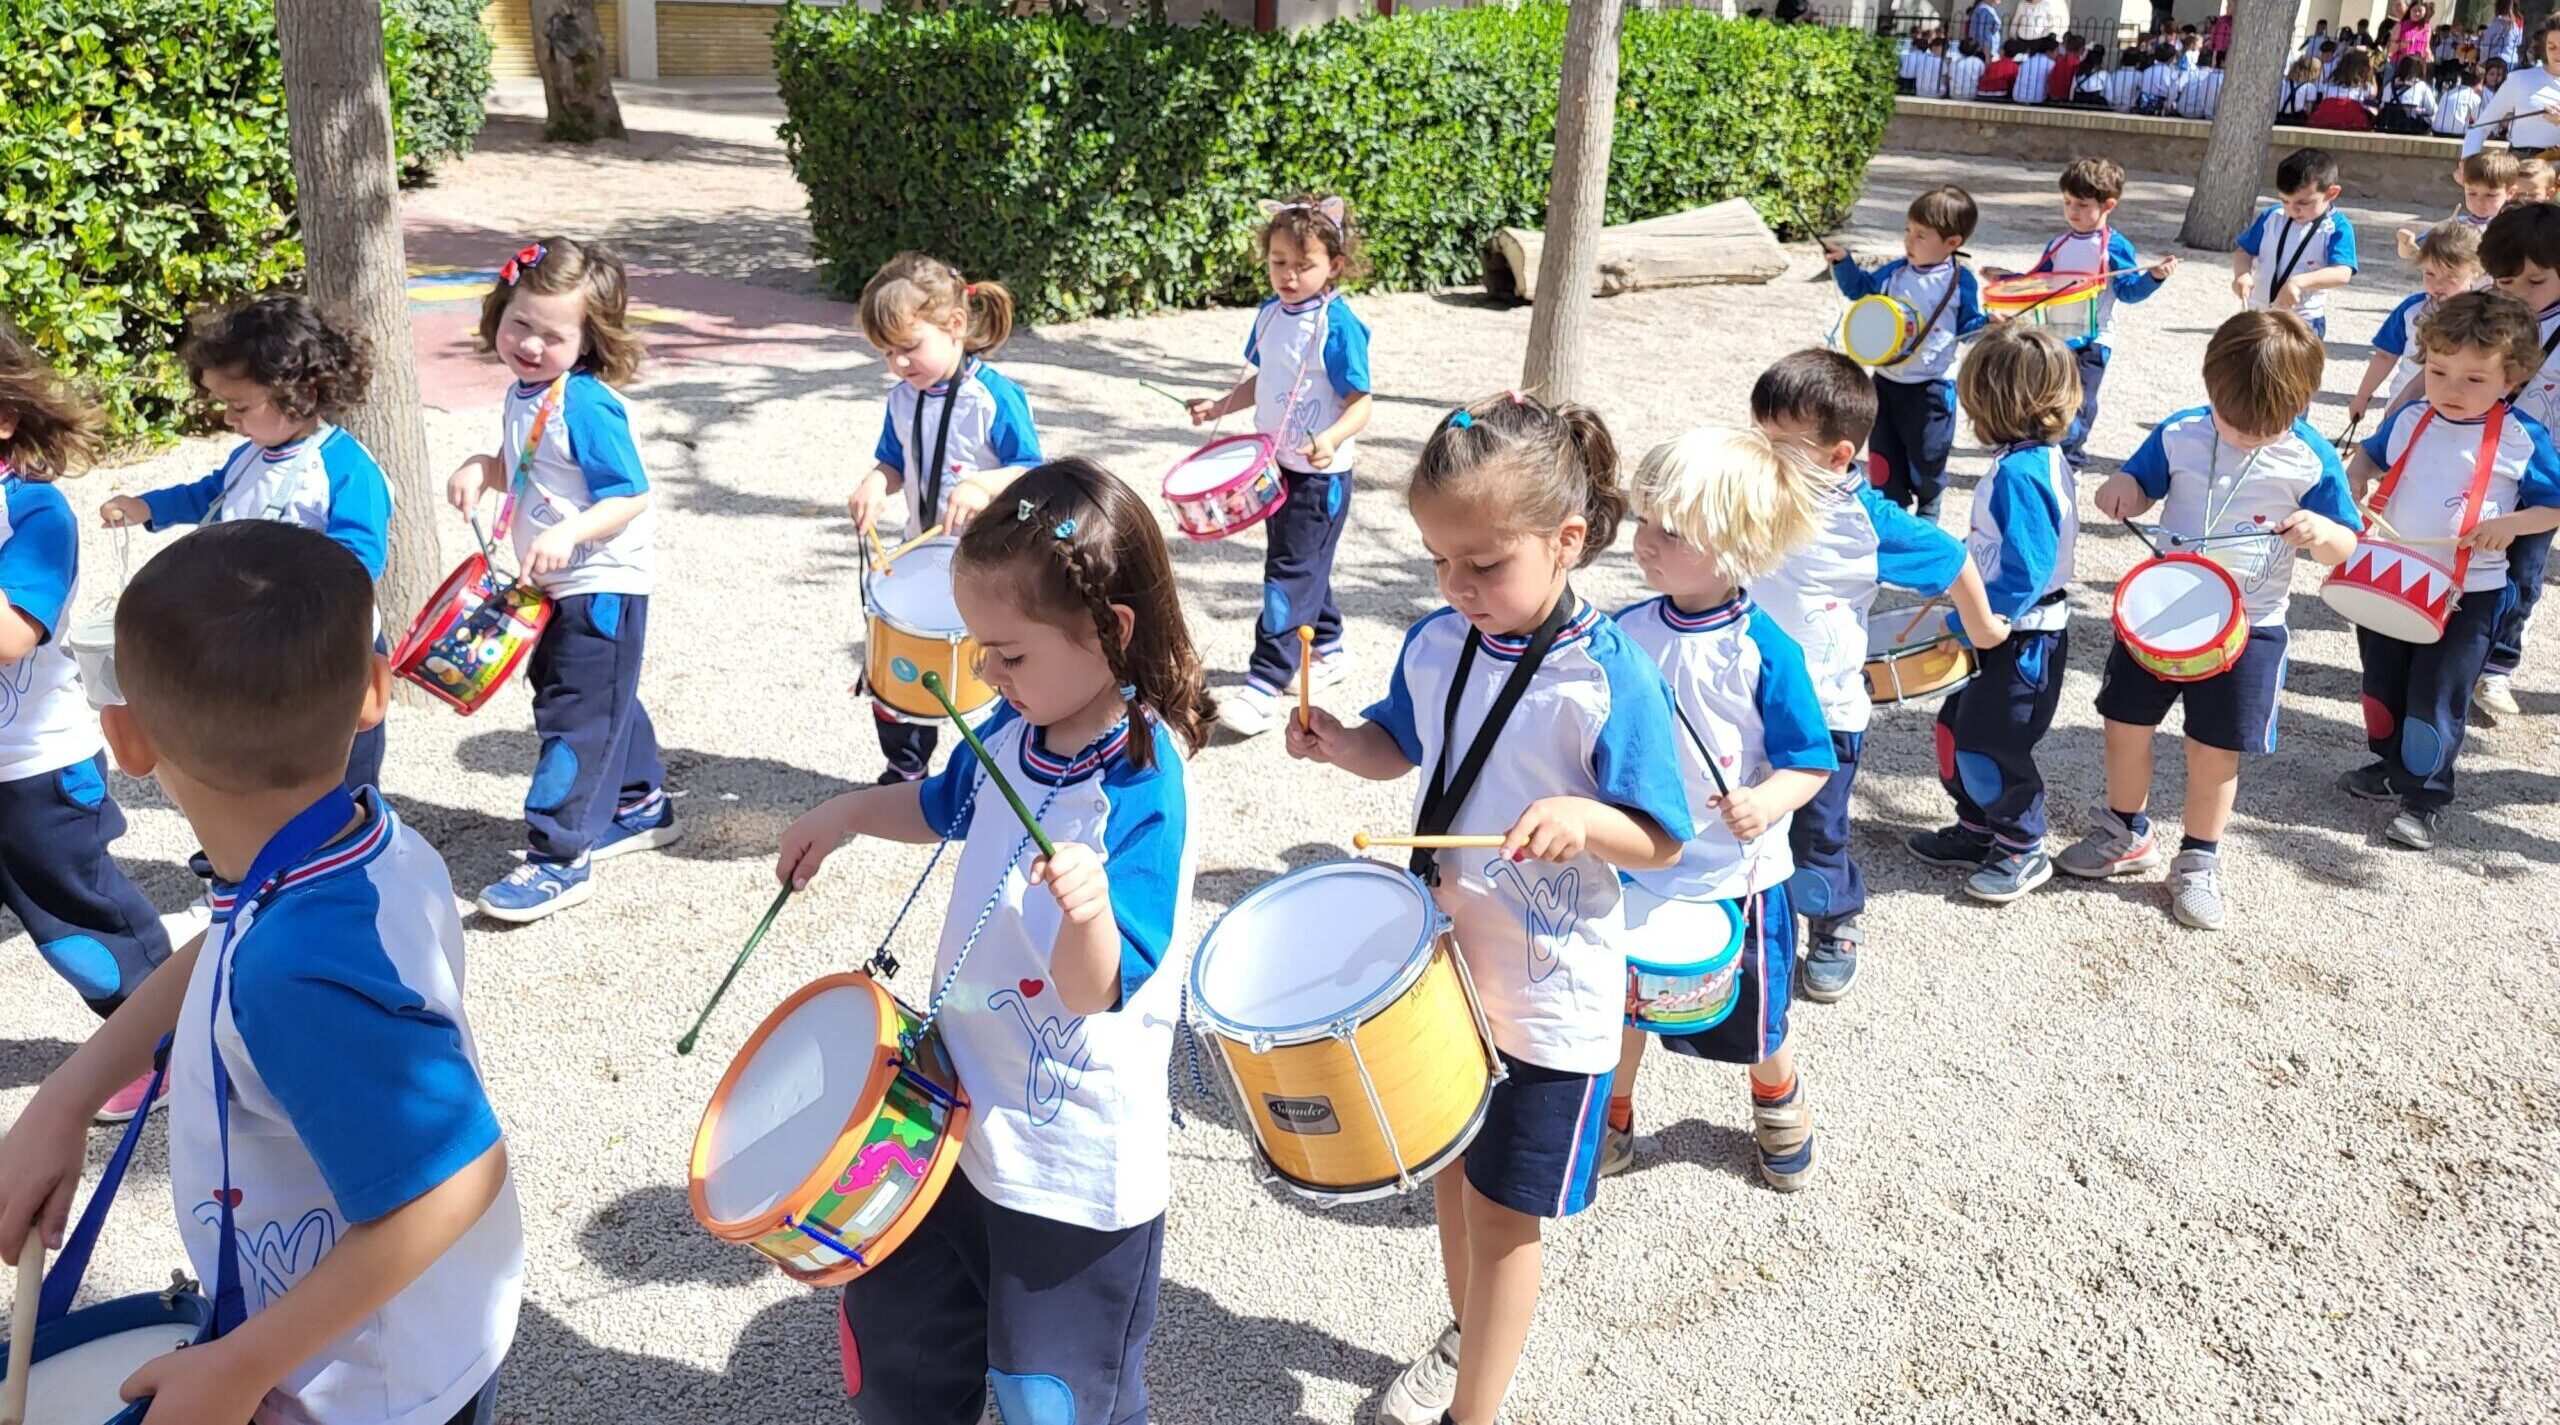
[1258,198,1345,235]
[965,283,977,298]
[1053,518,1078,539]
[498,242,547,287]
[1504,388,1527,407]
[1016,500,1036,522]
[1448,410,1475,429]
[1118,683,1138,700]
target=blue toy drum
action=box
[1619,884,1745,1035]
[0,1282,212,1425]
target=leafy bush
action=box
[776,5,1894,321]
[0,0,490,443]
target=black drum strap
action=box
[1411,591,1575,884]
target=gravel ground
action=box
[6,89,2559,1424]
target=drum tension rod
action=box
[786,1213,868,1268]
[892,1059,960,1111]
[161,1270,199,1307]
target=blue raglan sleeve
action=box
[2025,238,2058,277]
[875,404,905,473]
[1859,486,1968,594]
[981,371,1044,469]
[1977,456,2060,619]
[2516,416,2560,508]
[0,484,78,639]
[1323,301,1373,397]
[1587,634,1698,844]
[1744,616,1838,774]
[1954,268,1989,338]
[2109,232,2166,304]
[1098,743,1189,1005]
[2121,420,2178,499]
[562,375,648,499]
[141,450,239,530]
[1243,299,1277,367]
[917,704,1009,838]
[2374,295,2421,356]
[2329,214,2361,273]
[2295,423,2366,527]
[1360,615,1437,769]
[319,435,393,579]
[1829,257,1883,300]
[2236,207,2272,256]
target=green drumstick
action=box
[1137,379,1192,410]
[675,884,794,1056]
[921,671,1057,858]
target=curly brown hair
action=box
[183,295,373,424]
[476,237,644,387]
[0,318,102,482]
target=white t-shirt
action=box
[2509,302,2560,433]
[2236,206,2360,325]
[2462,64,2560,155]
[498,372,654,598]
[2434,85,2483,135]
[1363,603,1695,1074]
[1245,292,1373,475]
[139,426,393,578]
[1756,482,1971,732]
[0,473,100,783]
[2355,401,2560,591]
[2119,408,2365,625]
[870,357,1044,533]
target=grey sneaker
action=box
[2057,803,2165,879]
[2387,806,2440,851]
[2475,673,2520,720]
[2337,763,2397,803]
[1378,1322,1461,1425]
[1964,849,2052,904]
[2166,849,2227,931]
[1599,1123,1635,1178]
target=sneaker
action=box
[1752,1094,1815,1192]
[1217,683,1285,739]
[2475,673,2521,721]
[1798,926,1860,1004]
[2387,806,2440,851]
[1964,849,2052,904]
[1377,1322,1461,1425]
[94,1069,168,1125]
[1311,646,1353,689]
[1905,824,1995,869]
[2166,849,2227,931]
[874,766,921,786]
[477,856,594,922]
[1599,1123,1635,1177]
[2057,803,2164,879]
[591,795,681,862]
[2337,763,2396,803]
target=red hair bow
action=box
[498,243,547,286]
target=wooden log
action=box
[1492,199,1790,302]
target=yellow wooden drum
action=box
[863,540,996,723]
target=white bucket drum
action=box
[64,610,121,709]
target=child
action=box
[2355,220,2484,426]
[2176,57,2226,119]
[2430,60,2483,135]
[1906,324,2075,904]
[2478,203,2560,718]
[1188,196,1375,738]
[0,318,173,1121]
[2076,312,2362,929]
[779,458,1212,1425]
[2281,54,2326,122]
[1949,39,1987,101]
[2232,148,2360,339]
[2341,292,2560,848]
[1821,184,1988,520]
[2049,34,2087,102]
[1999,156,2176,468]
[1748,350,2004,998]
[0,521,521,1424]
[1286,395,1691,1425]
[1980,41,2021,100]
[2014,38,2055,106]
[1912,35,1949,99]
[446,237,675,921]
[98,295,393,794]
[1599,428,1837,1186]
[2397,152,2516,260]
[2379,54,2439,132]
[2517,156,2556,204]
[2139,41,2185,113]
[2071,44,2112,106]
[847,252,1043,782]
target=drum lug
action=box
[162,1270,199,1306]
[1249,1031,1275,1055]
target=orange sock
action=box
[1750,1071,1797,1105]
[1606,1095,1633,1133]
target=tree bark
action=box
[2179,0,2301,251]
[275,0,442,640]
[531,0,626,142]
[1522,0,1626,405]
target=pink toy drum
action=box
[392,553,552,714]
[2113,554,2246,683]
[2323,539,2459,644]
[1162,434,1285,540]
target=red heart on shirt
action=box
[1018,978,1045,999]
[218,1189,243,1208]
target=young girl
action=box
[1600,428,1837,1189]
[777,458,1211,1425]
[0,319,173,1121]
[1906,324,2074,906]
[848,252,1044,783]
[2356,220,2484,426]
[99,295,392,793]
[1286,395,1690,1425]
[1186,196,1376,738]
[447,237,673,921]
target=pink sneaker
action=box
[95,1071,167,1125]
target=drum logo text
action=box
[1262,1095,1340,1135]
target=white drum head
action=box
[2119,560,2234,653]
[64,611,121,707]
[1868,612,1943,657]
[700,983,881,1224]
[1841,298,1912,365]
[1164,440,1267,497]
[1194,861,1432,1037]
[26,1323,201,1424]
[869,541,964,633]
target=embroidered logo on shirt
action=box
[1486,859,1581,985]
[195,1200,338,1311]
[988,982,1092,1127]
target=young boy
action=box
[1748,350,2003,997]
[0,521,521,1425]
[2014,38,2056,106]
[2233,148,2360,340]
[1980,40,2021,100]
[2105,48,2148,111]
[2397,152,2516,260]
[2517,156,2556,204]
[2355,220,2485,427]
[1948,39,1988,100]
[1821,185,1989,520]
[2342,292,2560,849]
[2476,202,2560,718]
[2000,156,2177,468]
[2076,312,2362,929]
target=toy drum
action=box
[1619,883,1744,1035]
[1984,272,2103,329]
[863,540,995,723]
[1863,616,1975,705]
[1161,434,1286,540]
[2323,539,2458,644]
[64,610,121,710]
[1190,860,1502,1202]
[2113,554,2246,682]
[0,1285,214,1425]
[1838,295,1920,367]
[391,553,551,715]
[690,973,969,1286]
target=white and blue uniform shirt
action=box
[1827,256,1987,383]
[1244,292,1372,475]
[1756,481,1970,732]
[915,708,1194,1232]
[0,472,100,783]
[141,425,392,578]
[2177,66,2226,119]
[499,373,653,599]
[1613,594,1834,902]
[2509,302,2560,433]
[2235,205,2360,325]
[2014,51,2054,104]
[1948,54,1985,100]
[2357,401,2560,591]
[870,357,1043,533]
[2434,85,2483,135]
[2105,65,2146,112]
[2120,408,2363,624]
[2026,227,2167,347]
[1363,603,1694,1075]
[2373,291,2438,394]
[1967,443,2078,634]
[173,795,522,1425]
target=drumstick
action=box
[1296,626,1315,730]
[1893,597,1945,643]
[1138,379,1192,409]
[675,885,794,1056]
[3,1228,41,1425]
[922,672,1057,859]
[1351,831,1507,851]
[864,524,890,567]
[876,524,947,572]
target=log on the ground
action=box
[1490,199,1788,301]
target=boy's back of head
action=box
[2277,147,2342,197]
[2201,311,2325,439]
[2479,200,2560,278]
[1750,349,1878,455]
[115,522,375,795]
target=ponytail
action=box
[1410,392,1628,565]
[963,279,1016,356]
[1554,402,1624,566]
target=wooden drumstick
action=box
[1352,831,1506,851]
[1893,597,1946,643]
[876,524,947,573]
[3,1228,40,1425]
[675,885,794,1056]
[1296,626,1315,730]
[864,524,890,567]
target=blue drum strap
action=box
[36,1036,173,1323]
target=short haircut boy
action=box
[2277,147,2343,197]
[2201,311,2325,437]
[2416,289,2545,377]
[116,522,374,792]
[1749,349,1878,452]
[2479,200,2560,277]
[2518,156,2556,195]
[2459,150,2523,191]
[1957,324,2082,447]
[2059,156,2126,204]
[2417,219,2484,271]
[1908,184,1980,241]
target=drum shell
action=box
[64,610,121,711]
[1621,890,1745,1035]
[2114,554,2247,683]
[863,604,995,722]
[2321,540,2457,644]
[391,553,552,715]
[1161,435,1287,541]
[1863,633,1975,705]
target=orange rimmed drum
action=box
[1863,616,1975,705]
[2113,553,2247,682]
[689,974,969,1285]
[1189,860,1501,1203]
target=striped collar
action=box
[1656,592,1753,633]
[258,424,327,464]
[922,356,980,399]
[205,792,395,919]
[509,375,576,402]
[1276,289,1334,316]
[1479,600,1601,662]
[1022,717,1133,785]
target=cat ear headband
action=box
[1257,197,1347,233]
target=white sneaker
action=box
[1599,1123,1635,1177]
[2475,673,2520,720]
[1377,1322,1461,1425]
[1218,683,1285,738]
[1312,645,1353,689]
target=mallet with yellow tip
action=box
[1297,625,1315,729]
[1352,831,1507,851]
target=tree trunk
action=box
[275,0,442,641]
[1522,0,1626,406]
[531,0,626,142]
[2179,0,2300,251]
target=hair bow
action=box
[498,243,547,287]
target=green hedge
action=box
[776,5,1894,321]
[0,0,491,444]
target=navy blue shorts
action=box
[2095,623,2289,754]
[1661,884,1794,1067]
[1462,1052,1611,1219]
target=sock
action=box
[2180,835,2219,856]
[2113,806,2151,838]
[1606,1095,1633,1134]
[1750,1071,1797,1107]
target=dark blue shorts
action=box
[2095,622,2289,754]
[1660,884,1794,1067]
[1462,1052,1611,1219]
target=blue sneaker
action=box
[592,792,681,862]
[1798,925,1860,1004]
[478,856,593,923]
[1964,849,2053,905]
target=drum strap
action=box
[2369,404,2505,588]
[1411,590,1576,885]
[909,357,966,526]
[1880,262,1965,369]
[34,1035,174,1324]
[494,376,568,543]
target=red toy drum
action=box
[392,553,553,714]
[2112,554,2247,683]
[1161,434,1286,540]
